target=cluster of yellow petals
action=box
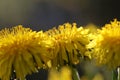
[45,23,90,67]
[1,20,120,80]
[87,19,120,69]
[0,23,91,80]
[0,25,53,80]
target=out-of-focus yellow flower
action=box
[0,25,53,80]
[87,19,120,69]
[45,23,91,67]
[48,66,72,80]
[92,73,104,80]
[85,24,98,33]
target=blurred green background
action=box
[0,0,119,80]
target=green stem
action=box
[118,67,120,80]
[112,67,120,80]
[71,67,80,80]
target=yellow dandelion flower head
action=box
[89,19,120,69]
[45,23,90,67]
[0,25,52,80]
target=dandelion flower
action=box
[87,19,120,69]
[0,25,52,80]
[45,23,90,67]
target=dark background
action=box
[0,0,120,80]
[0,0,120,31]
